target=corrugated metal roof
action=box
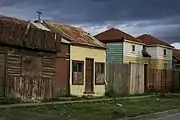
[43,20,106,49]
[0,15,32,27]
[31,22,51,31]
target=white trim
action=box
[61,38,70,44]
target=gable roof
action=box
[173,49,180,61]
[94,28,142,43]
[137,34,174,48]
[43,20,106,49]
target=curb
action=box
[120,108,180,120]
[0,95,156,109]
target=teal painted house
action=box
[95,28,149,64]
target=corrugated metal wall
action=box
[106,42,123,62]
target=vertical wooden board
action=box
[131,64,135,94]
[139,64,144,93]
[0,53,5,97]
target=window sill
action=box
[95,83,105,85]
[83,91,95,94]
[72,83,84,85]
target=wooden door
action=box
[85,58,94,93]
[0,53,5,97]
[144,64,148,92]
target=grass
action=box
[1,95,180,120]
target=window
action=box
[95,62,105,85]
[132,45,135,52]
[164,49,167,56]
[143,46,146,52]
[72,60,84,85]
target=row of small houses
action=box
[0,15,180,102]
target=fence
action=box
[106,62,144,95]
[106,62,180,95]
[6,75,55,102]
[147,69,180,92]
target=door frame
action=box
[84,58,94,94]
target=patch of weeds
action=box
[0,98,22,104]
[105,89,117,97]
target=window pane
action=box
[77,63,83,72]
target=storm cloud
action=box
[0,0,180,46]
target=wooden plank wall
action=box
[106,62,145,95]
[0,21,61,52]
[7,54,21,76]
[130,63,144,94]
[147,69,179,92]
[106,62,131,95]
[6,76,54,102]
[42,55,56,78]
[2,48,57,102]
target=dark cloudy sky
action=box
[1,0,180,48]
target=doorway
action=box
[85,58,94,93]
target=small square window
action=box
[132,45,135,51]
[164,49,166,56]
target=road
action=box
[149,112,180,120]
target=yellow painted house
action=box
[94,28,150,64]
[43,21,106,97]
[137,34,174,69]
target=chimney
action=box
[36,10,42,23]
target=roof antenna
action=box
[36,10,42,23]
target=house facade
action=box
[43,21,106,97]
[137,34,173,69]
[94,28,150,64]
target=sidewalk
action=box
[0,95,156,109]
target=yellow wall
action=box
[149,59,172,69]
[123,56,149,64]
[123,56,172,69]
[70,45,106,97]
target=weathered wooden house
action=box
[43,21,106,97]
[0,16,61,102]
